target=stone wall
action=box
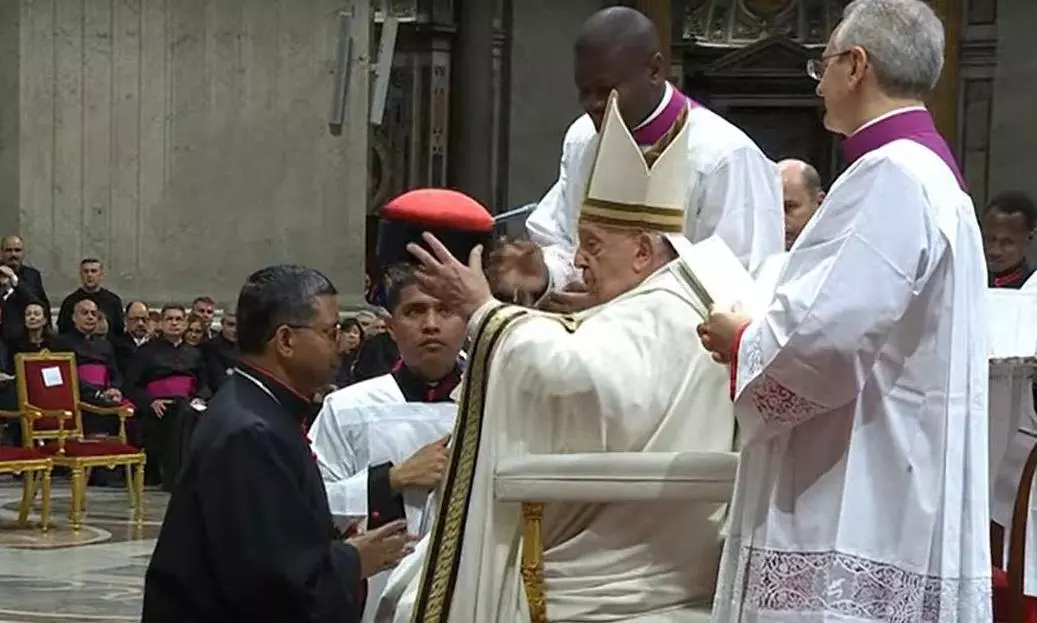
[0,0,371,307]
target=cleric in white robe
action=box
[488,7,782,313]
[698,1,991,621]
[309,189,492,623]
[375,89,753,623]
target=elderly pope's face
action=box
[574,222,652,307]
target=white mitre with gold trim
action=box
[579,90,690,235]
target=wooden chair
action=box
[14,351,145,530]
[0,412,52,531]
[995,438,1037,623]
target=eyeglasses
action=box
[806,50,851,81]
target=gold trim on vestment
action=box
[409,304,583,623]
[410,302,529,623]
[580,201,685,233]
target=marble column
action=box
[449,0,501,209]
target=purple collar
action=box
[631,84,699,146]
[842,108,966,190]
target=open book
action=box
[667,235,773,320]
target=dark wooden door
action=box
[716,105,838,185]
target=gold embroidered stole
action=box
[409,303,528,623]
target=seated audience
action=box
[51,300,126,422]
[332,318,364,388]
[184,313,206,346]
[203,312,238,391]
[126,305,210,488]
[9,301,54,355]
[114,301,151,376]
[57,258,125,336]
[190,296,217,339]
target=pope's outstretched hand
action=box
[407,232,494,319]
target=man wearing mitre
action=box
[374,89,755,623]
[488,6,782,313]
[697,0,991,620]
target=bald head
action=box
[573,7,666,133]
[778,159,825,249]
[0,235,24,270]
[575,7,659,60]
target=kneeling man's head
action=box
[575,222,676,307]
[384,263,466,382]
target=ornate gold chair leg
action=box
[521,502,547,623]
[125,464,134,507]
[40,466,52,532]
[134,461,145,526]
[17,471,35,526]
[70,465,85,530]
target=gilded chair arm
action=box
[22,405,75,421]
[78,402,134,418]
[0,410,23,420]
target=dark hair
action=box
[382,263,422,313]
[192,296,215,306]
[124,300,148,315]
[160,304,186,317]
[339,317,362,333]
[80,257,102,267]
[986,191,1037,230]
[236,264,338,356]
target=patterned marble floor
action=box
[0,474,168,622]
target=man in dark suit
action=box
[143,264,415,623]
[0,235,50,341]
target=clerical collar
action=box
[236,362,315,422]
[991,262,1032,288]
[391,360,461,403]
[848,105,927,137]
[841,105,966,190]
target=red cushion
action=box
[0,445,48,461]
[41,439,141,457]
[33,416,66,432]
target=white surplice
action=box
[986,287,1037,595]
[526,84,783,290]
[713,140,992,622]
[377,248,741,623]
[308,375,455,623]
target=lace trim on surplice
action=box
[718,545,993,623]
[736,327,828,426]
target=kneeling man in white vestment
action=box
[375,90,748,623]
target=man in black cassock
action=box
[143,264,415,623]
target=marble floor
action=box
[0,474,168,622]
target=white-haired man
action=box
[377,89,744,622]
[698,1,991,621]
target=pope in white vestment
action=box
[700,2,991,621]
[376,90,750,623]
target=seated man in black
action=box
[203,312,238,390]
[126,304,210,488]
[51,298,126,436]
